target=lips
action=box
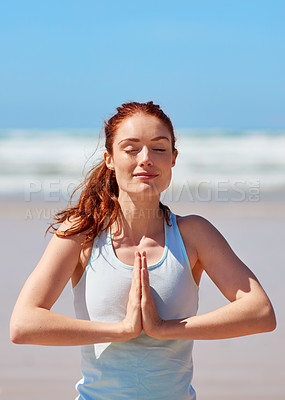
[134,172,158,178]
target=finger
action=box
[141,252,149,287]
[141,251,146,267]
[133,252,141,275]
[141,268,147,306]
[141,251,147,271]
[141,262,151,307]
[131,252,141,295]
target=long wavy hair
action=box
[47,101,177,245]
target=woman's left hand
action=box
[141,251,165,339]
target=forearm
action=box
[158,296,276,341]
[10,307,130,346]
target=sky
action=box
[0,0,284,130]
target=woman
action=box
[10,101,276,399]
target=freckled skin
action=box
[104,114,177,202]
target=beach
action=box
[1,196,284,400]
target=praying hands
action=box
[122,251,165,340]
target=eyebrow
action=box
[118,136,170,145]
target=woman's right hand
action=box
[121,252,142,339]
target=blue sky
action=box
[0,0,284,129]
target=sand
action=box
[1,197,284,400]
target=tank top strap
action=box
[168,211,192,272]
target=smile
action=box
[133,173,158,180]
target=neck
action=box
[113,192,164,241]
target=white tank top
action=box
[73,211,199,400]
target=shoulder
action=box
[48,217,93,262]
[55,217,91,246]
[49,217,94,273]
[56,215,81,234]
[175,213,226,251]
[175,213,213,233]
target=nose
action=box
[138,146,153,167]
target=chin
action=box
[119,177,171,199]
[136,183,169,199]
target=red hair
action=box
[47,101,177,245]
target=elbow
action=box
[10,315,30,344]
[259,301,277,333]
[10,321,24,344]
[10,332,25,345]
[265,309,277,332]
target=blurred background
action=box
[1,1,284,399]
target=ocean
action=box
[0,128,284,202]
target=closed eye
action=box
[125,148,166,154]
[125,149,138,154]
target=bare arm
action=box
[10,221,142,346]
[141,216,276,340]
